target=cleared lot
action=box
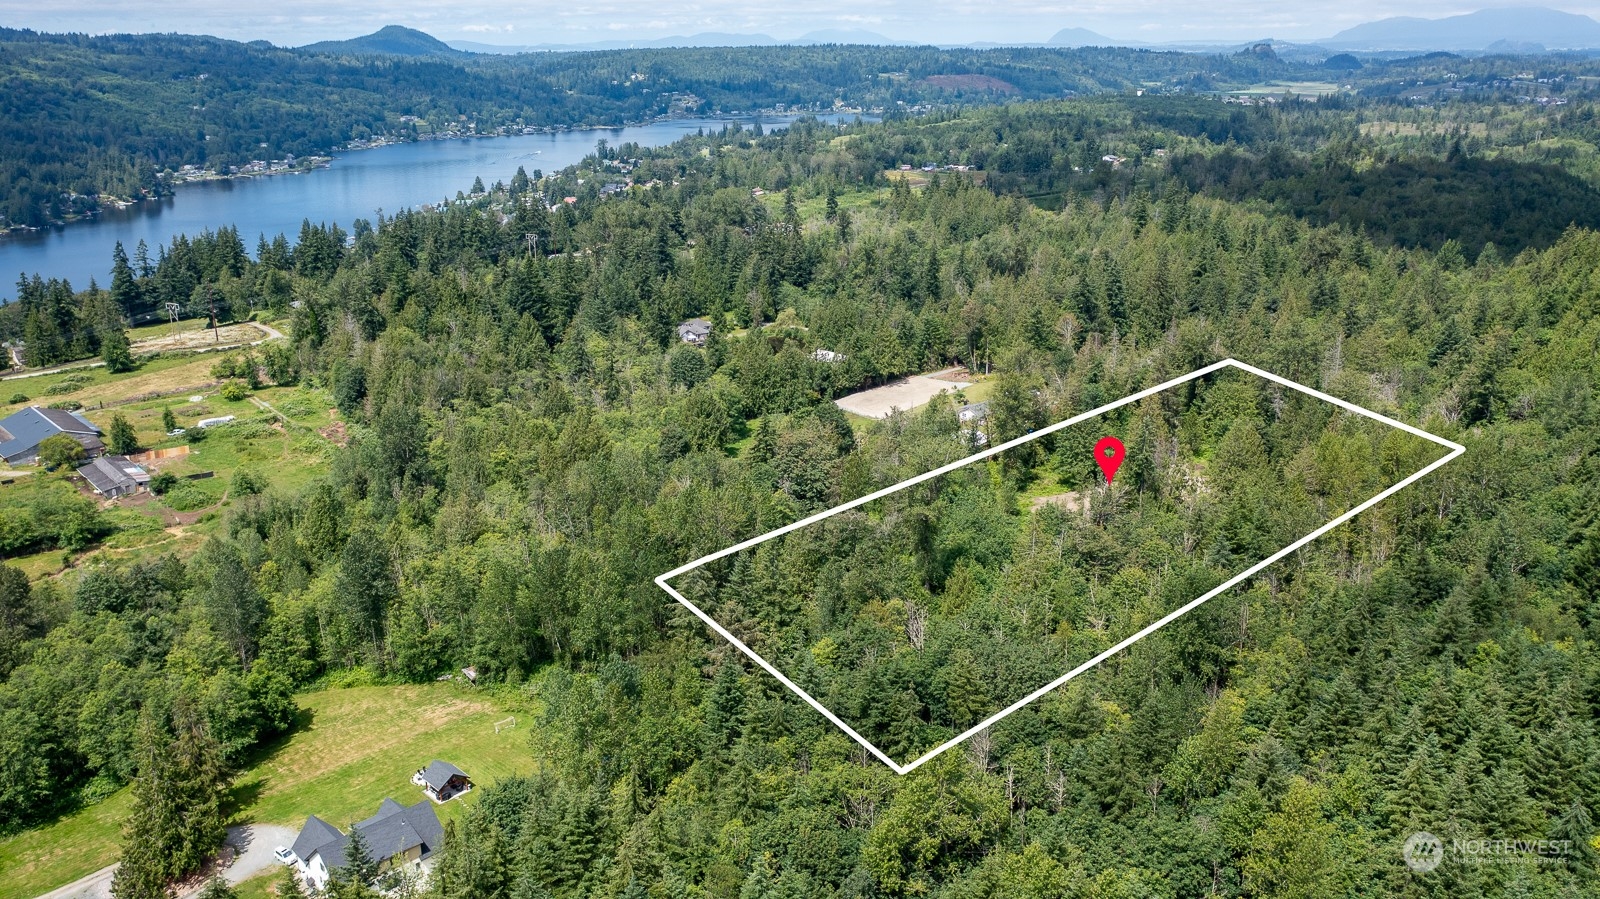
[834,374,971,419]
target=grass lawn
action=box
[0,789,130,899]
[0,380,339,576]
[234,870,283,899]
[0,683,535,899]
[1,355,218,415]
[236,683,534,830]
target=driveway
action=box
[221,824,299,885]
[30,824,300,899]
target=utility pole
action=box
[524,232,539,257]
[207,287,219,344]
[164,301,181,338]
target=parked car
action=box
[274,846,295,865]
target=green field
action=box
[0,683,535,899]
[0,350,341,577]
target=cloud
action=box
[1,0,1591,45]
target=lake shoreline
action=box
[0,112,877,297]
[3,110,874,241]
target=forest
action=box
[5,22,1600,229]
[0,93,1598,899]
[0,29,1292,229]
[673,370,1454,767]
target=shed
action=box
[412,760,473,802]
[76,455,151,498]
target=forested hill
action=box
[2,107,1598,896]
[0,28,1294,231]
[297,25,464,57]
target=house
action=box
[290,798,444,891]
[678,319,712,346]
[412,760,473,803]
[76,455,151,498]
[958,401,990,447]
[0,406,104,465]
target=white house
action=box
[289,798,444,891]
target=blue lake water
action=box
[1,114,870,300]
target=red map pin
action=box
[1094,436,1126,484]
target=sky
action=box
[2,1,1598,46]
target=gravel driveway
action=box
[222,824,300,885]
[31,824,301,899]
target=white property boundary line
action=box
[655,358,1465,774]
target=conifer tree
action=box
[108,413,138,455]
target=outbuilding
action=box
[0,406,103,464]
[76,455,151,498]
[412,760,473,803]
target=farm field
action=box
[0,683,534,899]
[0,339,341,576]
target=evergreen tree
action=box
[333,827,380,898]
[108,413,138,456]
[196,879,237,899]
[275,865,303,899]
[111,702,227,899]
[110,241,141,315]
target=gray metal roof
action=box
[418,760,469,792]
[76,455,149,495]
[0,406,102,462]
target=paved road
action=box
[30,824,299,899]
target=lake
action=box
[1,114,871,300]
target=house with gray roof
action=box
[290,797,444,891]
[0,406,103,464]
[412,760,472,802]
[677,318,712,345]
[76,455,151,498]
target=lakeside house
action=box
[290,798,444,891]
[0,406,103,465]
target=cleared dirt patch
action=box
[835,374,972,419]
[131,323,272,355]
[1031,491,1090,513]
[921,74,1018,93]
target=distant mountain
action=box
[1322,7,1600,51]
[449,30,915,53]
[1047,27,1118,47]
[299,25,463,56]
[447,32,782,53]
[793,29,913,45]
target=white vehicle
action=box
[167,428,186,436]
[274,846,295,866]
